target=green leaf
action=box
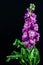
[6,54,21,62]
[21,48,25,55]
[13,39,24,48]
[6,51,21,62]
[27,46,40,65]
[13,39,18,46]
[6,57,11,62]
[20,58,27,65]
[33,47,40,65]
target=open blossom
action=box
[24,12,31,19]
[34,24,38,31]
[30,16,37,23]
[24,41,31,48]
[22,32,28,41]
[31,13,37,19]
[24,22,29,29]
[29,39,36,45]
[28,30,36,39]
[22,5,40,48]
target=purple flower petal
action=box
[31,13,37,19]
[29,39,36,45]
[22,32,28,41]
[30,16,37,23]
[24,12,31,19]
[28,30,36,38]
[34,24,38,31]
[24,41,31,48]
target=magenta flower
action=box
[24,12,31,19]
[34,24,38,31]
[22,32,28,41]
[29,39,36,45]
[28,30,36,39]
[31,13,37,19]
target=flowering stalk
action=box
[6,3,40,65]
[22,3,40,49]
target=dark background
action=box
[0,0,43,65]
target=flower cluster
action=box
[22,4,40,48]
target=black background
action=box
[0,0,43,65]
